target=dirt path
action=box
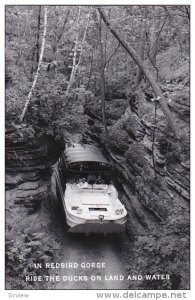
[48,237,128,289]
[40,194,129,290]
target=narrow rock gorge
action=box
[5,5,190,291]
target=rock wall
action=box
[84,79,190,289]
[5,129,64,289]
[5,128,63,209]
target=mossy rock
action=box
[125,142,146,168]
[107,120,130,154]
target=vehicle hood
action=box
[78,190,111,205]
[64,184,127,221]
[65,184,113,206]
[64,184,121,207]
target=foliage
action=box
[133,229,189,289]
[6,214,53,289]
[157,46,189,83]
[155,123,189,167]
[125,142,146,168]
[23,72,89,140]
[5,5,190,138]
[135,173,168,221]
[104,99,128,121]
[106,119,130,154]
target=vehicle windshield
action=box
[68,161,110,172]
[66,162,112,186]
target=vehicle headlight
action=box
[115,208,124,215]
[76,208,82,214]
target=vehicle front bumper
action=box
[67,220,126,233]
[68,222,126,233]
[65,208,127,233]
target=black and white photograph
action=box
[5,3,190,293]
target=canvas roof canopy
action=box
[64,144,109,165]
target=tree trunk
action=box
[36,5,41,65]
[134,12,147,88]
[57,9,70,44]
[104,8,111,93]
[30,6,41,81]
[20,6,48,123]
[66,11,90,93]
[74,14,90,82]
[149,7,164,66]
[53,8,70,60]
[104,43,120,68]
[98,7,180,139]
[98,15,107,136]
[86,50,94,90]
[66,7,81,93]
